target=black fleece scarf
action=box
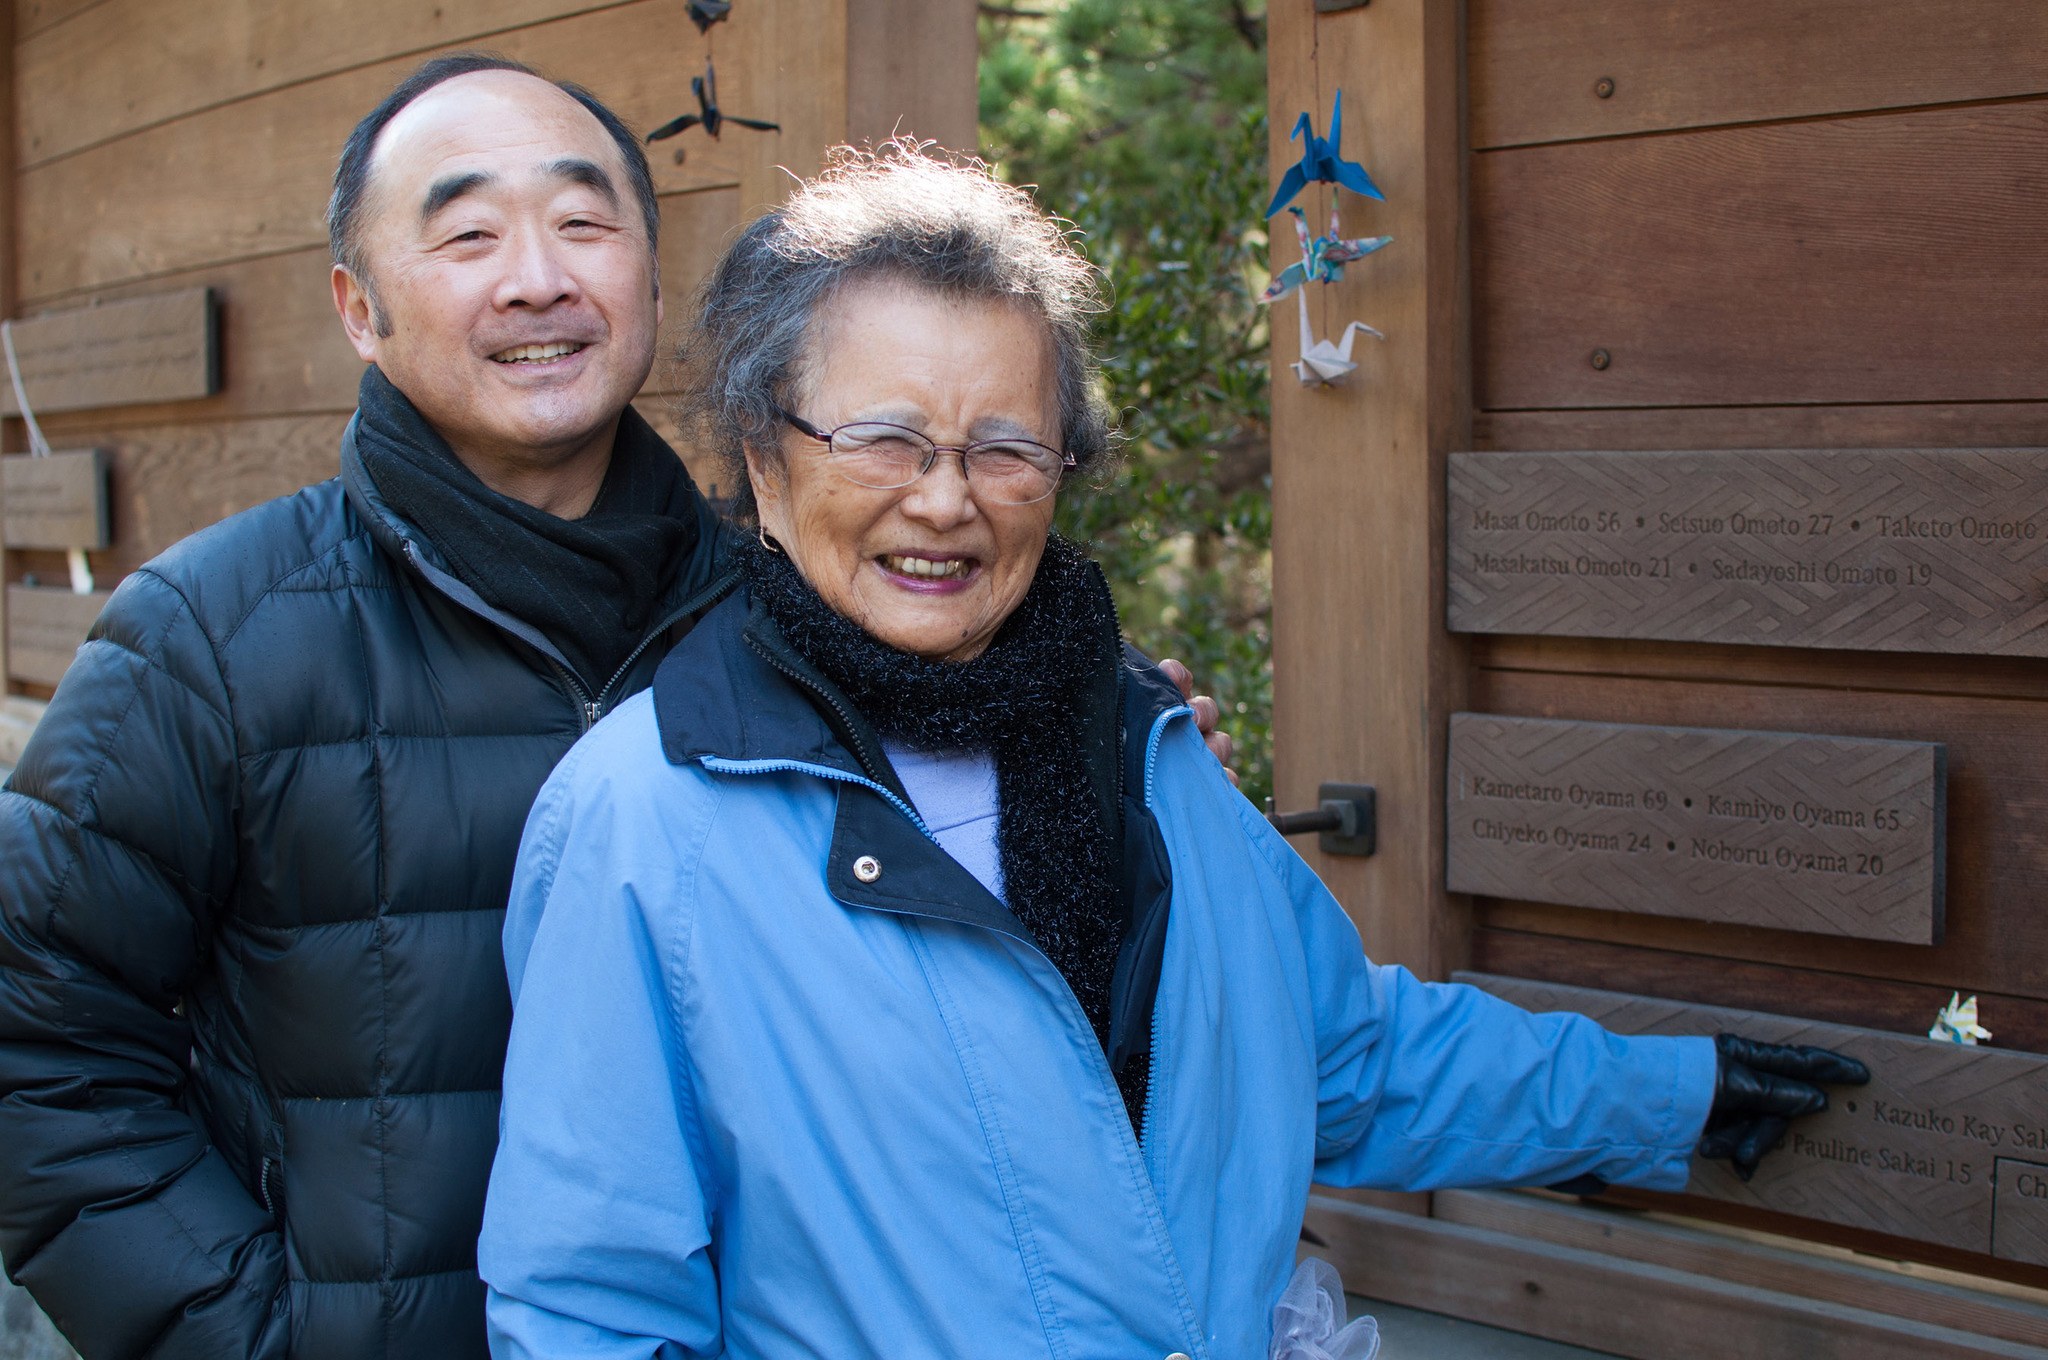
[353,366,701,692]
[743,534,1150,1129]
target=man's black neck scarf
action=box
[743,534,1149,1130]
[353,365,701,692]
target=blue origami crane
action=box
[1266,89,1384,218]
[1259,204,1393,303]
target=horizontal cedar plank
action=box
[15,0,102,39]
[1472,102,2048,410]
[28,188,738,432]
[1476,635,2048,705]
[35,415,351,576]
[632,400,727,503]
[6,586,112,687]
[1468,929,2048,1058]
[1469,1,2048,149]
[1460,949,2048,1289]
[1304,1196,2040,1359]
[23,404,716,579]
[17,0,753,301]
[1435,1189,2048,1349]
[1473,405,2048,456]
[0,697,48,766]
[1470,669,2048,1003]
[17,0,627,167]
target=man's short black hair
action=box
[327,53,661,294]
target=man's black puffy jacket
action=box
[0,419,730,1359]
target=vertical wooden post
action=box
[0,0,16,691]
[845,0,978,153]
[735,0,979,217]
[1267,0,1470,981]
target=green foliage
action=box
[981,0,1276,803]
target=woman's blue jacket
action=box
[479,588,1716,1359]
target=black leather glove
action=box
[1698,1032,1870,1181]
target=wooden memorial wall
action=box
[1270,0,2048,1351]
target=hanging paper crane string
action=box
[687,0,731,33]
[1289,289,1382,387]
[1259,202,1392,303]
[647,59,780,143]
[1266,89,1383,219]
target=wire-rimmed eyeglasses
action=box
[776,406,1074,506]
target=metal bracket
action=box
[1265,782,1377,857]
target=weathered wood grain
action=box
[1305,1195,2043,1359]
[1476,635,2048,708]
[0,697,48,766]
[1468,929,2048,1064]
[1,449,107,549]
[1434,1189,2048,1351]
[1472,102,2048,410]
[15,0,103,38]
[16,0,626,167]
[0,288,215,415]
[1470,1,2048,149]
[1447,713,1944,943]
[1469,669,2048,1006]
[5,586,110,687]
[15,1,749,301]
[1473,405,2048,460]
[845,0,977,152]
[1463,973,2048,1267]
[1450,449,2048,657]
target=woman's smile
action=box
[876,551,980,590]
[749,277,1061,662]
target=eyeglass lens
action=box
[827,422,1065,504]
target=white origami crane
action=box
[1929,992,1991,1045]
[1289,288,1383,386]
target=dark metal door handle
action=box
[1264,783,1376,857]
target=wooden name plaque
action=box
[1446,714,1945,944]
[0,288,216,416]
[2,450,109,550]
[5,586,111,688]
[1448,448,2048,656]
[1461,974,2048,1268]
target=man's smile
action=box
[490,340,590,365]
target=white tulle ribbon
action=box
[1269,1258,1380,1360]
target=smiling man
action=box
[0,55,728,1360]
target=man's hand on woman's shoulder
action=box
[1159,658,1238,787]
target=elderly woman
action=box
[478,145,1862,1359]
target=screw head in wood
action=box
[1595,76,1616,99]
[853,855,882,883]
[1589,348,1612,370]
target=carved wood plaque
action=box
[1461,973,2048,1267]
[1446,713,1945,944]
[1,450,109,549]
[0,288,216,416]
[5,586,110,688]
[1448,448,2048,656]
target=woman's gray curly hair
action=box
[678,140,1114,521]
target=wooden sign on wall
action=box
[1462,974,2048,1268]
[1,450,109,550]
[1448,448,2048,656]
[1446,714,1945,944]
[0,288,217,416]
[5,586,111,688]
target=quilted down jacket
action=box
[0,413,730,1360]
